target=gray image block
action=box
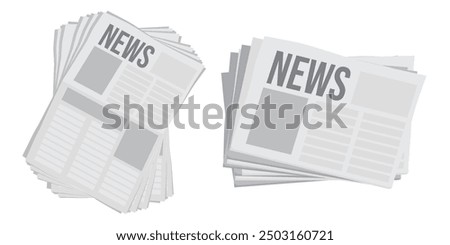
[74,47,122,94]
[352,72,417,117]
[114,126,158,171]
[246,88,308,154]
[151,53,197,90]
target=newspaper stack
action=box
[24,12,204,212]
[222,38,424,188]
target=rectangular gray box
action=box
[74,47,122,94]
[114,127,158,171]
[246,88,308,154]
[150,53,197,90]
[352,72,417,117]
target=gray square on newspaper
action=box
[114,127,158,171]
[150,53,197,90]
[74,47,122,94]
[246,88,308,154]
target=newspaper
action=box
[224,52,414,186]
[223,38,424,188]
[24,12,204,212]
[38,25,184,203]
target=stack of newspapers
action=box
[24,12,204,212]
[222,38,424,188]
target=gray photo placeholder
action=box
[150,53,197,90]
[114,126,158,171]
[74,47,122,94]
[246,88,308,154]
[352,72,417,117]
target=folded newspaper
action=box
[222,38,424,188]
[24,12,204,212]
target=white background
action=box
[1,0,449,244]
